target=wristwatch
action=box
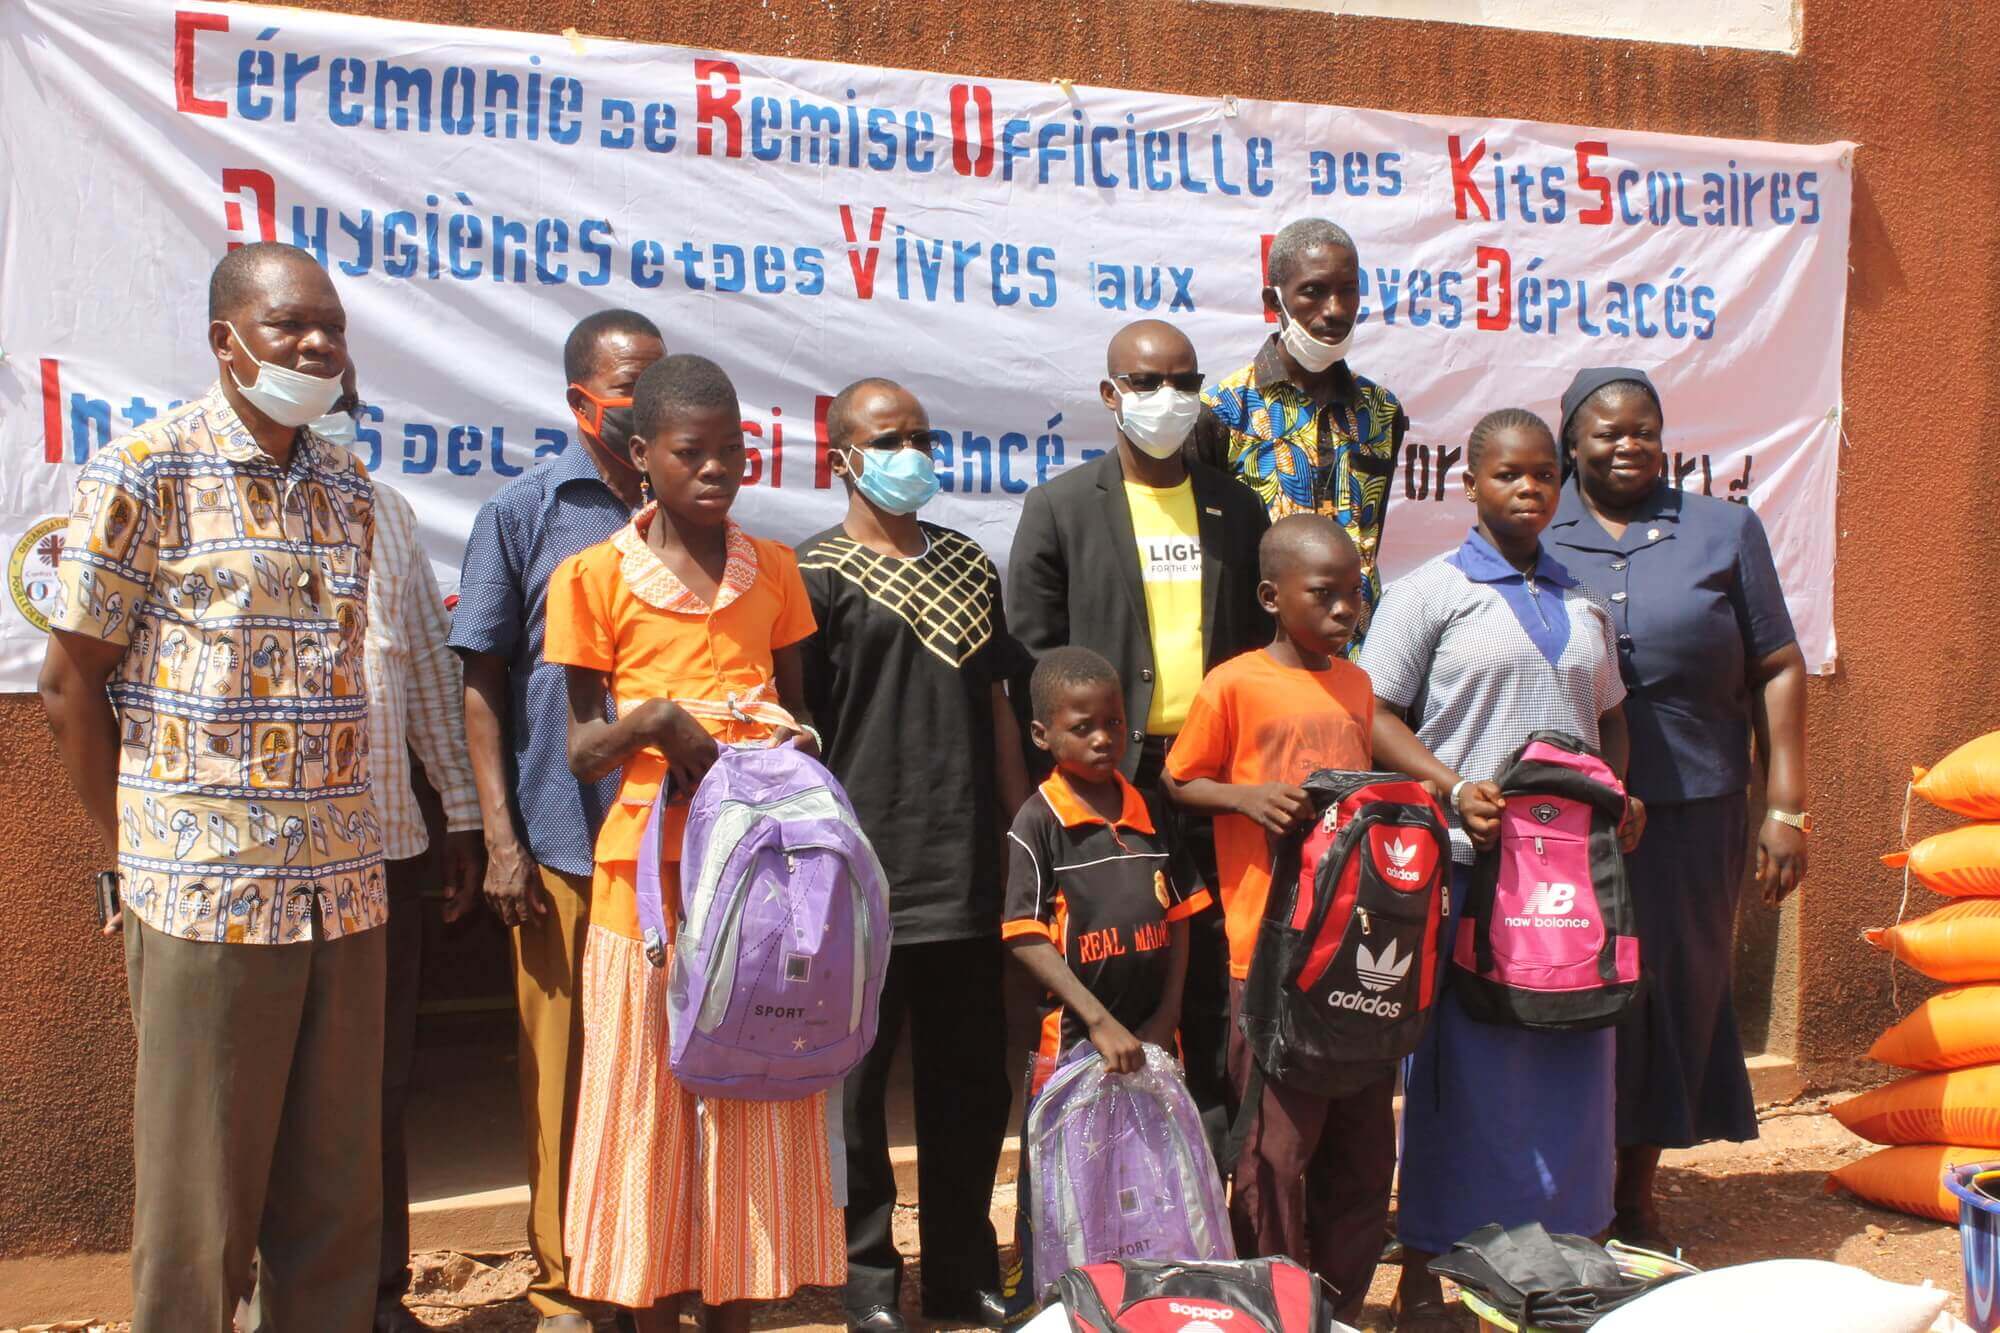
[1767,809,1813,835]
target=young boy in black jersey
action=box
[999,647,1212,1309]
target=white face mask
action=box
[1115,385,1202,459]
[222,321,345,428]
[310,410,359,448]
[1274,293,1353,373]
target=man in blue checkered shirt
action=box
[448,310,662,1333]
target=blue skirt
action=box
[1397,867,1615,1255]
[1615,794,1758,1148]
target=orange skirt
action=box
[563,924,846,1307]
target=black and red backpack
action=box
[1236,770,1451,1098]
[1053,1257,1339,1333]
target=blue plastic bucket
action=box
[1947,1161,2000,1333]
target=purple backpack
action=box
[1025,1044,1233,1291]
[636,745,892,1100]
[1451,731,1642,1032]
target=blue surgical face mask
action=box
[846,444,940,515]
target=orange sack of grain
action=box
[1882,824,2000,898]
[1866,899,2000,982]
[1913,731,2000,819]
[1827,1144,1995,1223]
[1832,1063,2000,1146]
[1869,984,2000,1070]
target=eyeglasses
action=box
[853,429,936,452]
[1114,371,1205,393]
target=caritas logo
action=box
[1367,825,1439,891]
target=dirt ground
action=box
[10,1099,1971,1333]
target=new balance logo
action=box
[1382,836,1424,883]
[1356,939,1412,991]
[1506,881,1593,929]
[1522,883,1576,916]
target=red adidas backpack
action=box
[1054,1257,1338,1333]
[1452,731,1642,1031]
[1237,770,1451,1098]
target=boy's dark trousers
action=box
[1225,981,1396,1326]
[843,937,1013,1314]
[1134,736,1234,1162]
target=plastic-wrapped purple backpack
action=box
[636,743,892,1101]
[1025,1044,1233,1292]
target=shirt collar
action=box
[1548,476,1683,536]
[1250,334,1297,393]
[202,382,341,478]
[611,502,760,614]
[542,441,627,513]
[1249,334,1380,403]
[1039,769,1155,834]
[1452,526,1579,589]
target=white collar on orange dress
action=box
[611,502,760,613]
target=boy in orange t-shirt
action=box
[1164,513,1386,1325]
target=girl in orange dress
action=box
[544,353,843,1330]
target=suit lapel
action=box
[1096,451,1148,630]
[1190,466,1228,664]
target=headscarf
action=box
[1557,366,1662,477]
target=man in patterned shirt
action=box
[1201,218,1410,653]
[38,242,384,1330]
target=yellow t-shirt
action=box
[1124,477,1205,735]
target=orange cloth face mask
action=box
[571,383,640,472]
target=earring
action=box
[640,475,653,504]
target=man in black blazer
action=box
[1006,317,1269,1166]
[1009,319,1271,778]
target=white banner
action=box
[0,0,1852,691]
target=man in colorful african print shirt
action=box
[1201,218,1409,653]
[39,242,385,1331]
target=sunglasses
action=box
[852,429,936,452]
[1114,371,1205,393]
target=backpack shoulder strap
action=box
[1221,1058,1264,1182]
[634,783,674,966]
[1465,851,1500,976]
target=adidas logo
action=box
[1355,939,1412,992]
[1328,990,1405,1018]
[1382,836,1424,883]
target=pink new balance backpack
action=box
[1451,731,1641,1031]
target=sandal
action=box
[1391,1297,1468,1332]
[1610,1209,1677,1257]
